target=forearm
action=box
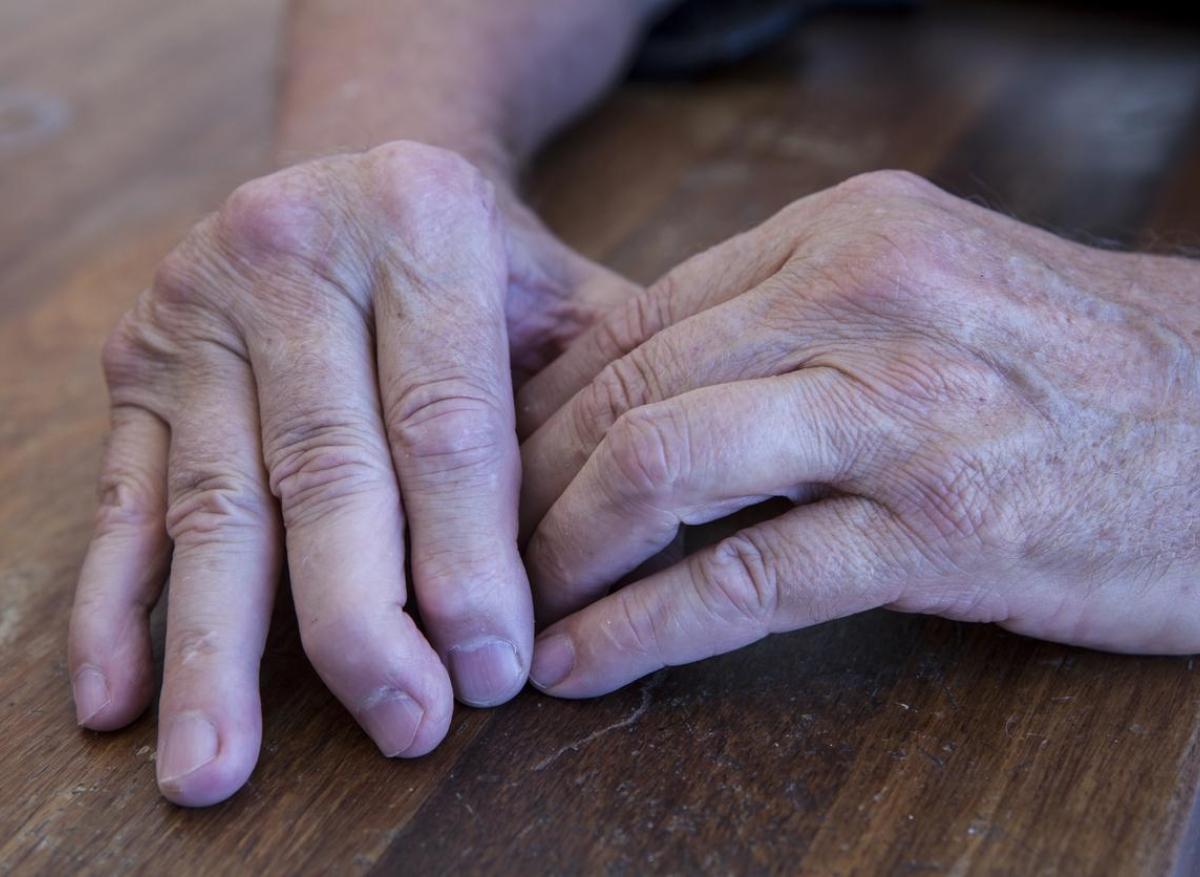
[278,0,671,182]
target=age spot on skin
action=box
[0,89,70,155]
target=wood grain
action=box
[1,2,1198,874]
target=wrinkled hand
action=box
[68,141,637,806]
[518,170,1200,698]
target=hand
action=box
[68,141,638,806]
[517,170,1200,698]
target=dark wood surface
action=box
[2,2,1200,874]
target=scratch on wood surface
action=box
[534,674,664,772]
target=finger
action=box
[516,215,799,435]
[252,314,453,756]
[530,496,907,698]
[520,286,823,537]
[156,355,282,807]
[376,157,532,708]
[69,404,170,730]
[527,369,876,621]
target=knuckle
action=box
[94,467,163,537]
[580,357,654,438]
[593,291,669,362]
[102,286,190,386]
[602,406,684,501]
[266,417,391,527]
[614,589,666,659]
[366,141,494,234]
[150,227,218,308]
[218,168,336,264]
[694,531,780,628]
[166,469,271,546]
[386,379,509,472]
[837,169,934,201]
[100,316,149,386]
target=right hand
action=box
[67,140,638,807]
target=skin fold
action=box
[67,1,1200,808]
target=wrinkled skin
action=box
[67,141,637,806]
[519,170,1200,697]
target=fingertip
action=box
[156,710,260,808]
[360,669,455,758]
[529,632,576,695]
[447,637,527,708]
[70,633,156,731]
[72,665,112,727]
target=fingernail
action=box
[360,690,424,757]
[73,666,111,726]
[158,712,219,785]
[448,638,523,707]
[530,634,575,690]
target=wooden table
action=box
[3,2,1199,873]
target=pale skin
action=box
[69,1,1200,807]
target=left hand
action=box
[516,170,1200,698]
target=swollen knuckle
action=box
[367,141,493,232]
[219,168,336,264]
[838,169,933,201]
[166,470,269,545]
[603,407,683,500]
[695,532,780,627]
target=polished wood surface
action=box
[2,2,1199,874]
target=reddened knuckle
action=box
[219,169,334,262]
[840,169,933,201]
[696,532,779,627]
[367,141,493,230]
[166,470,269,545]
